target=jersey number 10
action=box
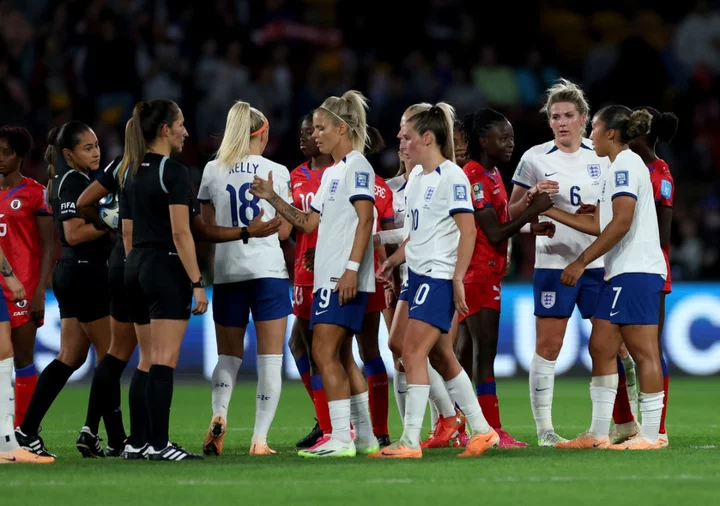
[225,183,260,227]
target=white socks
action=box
[639,391,664,442]
[400,384,430,448]
[0,357,19,453]
[394,370,407,423]
[445,370,491,435]
[252,354,283,445]
[329,399,352,444]
[589,374,618,439]
[350,392,375,447]
[211,354,242,420]
[530,352,556,436]
[428,362,456,418]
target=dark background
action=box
[2,0,719,282]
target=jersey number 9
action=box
[226,183,261,227]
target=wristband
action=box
[346,261,360,272]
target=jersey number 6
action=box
[226,183,261,227]
[570,186,581,206]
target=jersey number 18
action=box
[225,183,260,226]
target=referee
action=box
[119,99,207,461]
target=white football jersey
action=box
[198,155,292,284]
[512,139,610,270]
[386,168,422,282]
[598,149,666,280]
[405,160,474,280]
[310,150,376,293]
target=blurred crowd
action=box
[2,0,719,281]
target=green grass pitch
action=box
[3,378,719,505]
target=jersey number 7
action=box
[226,183,261,227]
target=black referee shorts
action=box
[108,245,131,323]
[125,248,192,323]
[52,259,110,323]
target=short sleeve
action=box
[511,150,537,189]
[96,157,121,193]
[347,158,375,204]
[380,188,395,225]
[57,172,89,221]
[189,191,201,217]
[309,172,325,214]
[447,170,474,216]
[273,166,293,205]
[119,185,131,221]
[653,174,674,208]
[197,162,214,202]
[161,160,191,206]
[33,185,52,216]
[610,165,639,200]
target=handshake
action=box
[523,179,596,239]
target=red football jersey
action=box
[649,158,674,291]
[463,161,509,281]
[0,177,52,299]
[373,176,395,268]
[291,162,328,287]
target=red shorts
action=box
[458,275,502,323]
[292,285,314,320]
[365,281,387,314]
[4,291,43,329]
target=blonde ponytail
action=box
[406,102,457,162]
[318,90,369,152]
[118,109,146,187]
[216,102,267,167]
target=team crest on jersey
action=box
[16,299,28,309]
[587,164,601,179]
[615,170,628,187]
[10,198,21,210]
[541,291,556,309]
[424,187,435,202]
[454,184,468,201]
[329,179,340,195]
[661,180,672,199]
[472,183,484,202]
[355,172,370,189]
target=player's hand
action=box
[247,209,281,238]
[384,283,397,308]
[192,287,208,315]
[575,200,596,215]
[250,171,276,201]
[560,259,585,287]
[453,279,469,316]
[376,258,396,283]
[528,191,554,214]
[5,274,25,302]
[526,180,560,206]
[531,221,556,238]
[303,247,316,272]
[30,290,45,328]
[334,269,357,306]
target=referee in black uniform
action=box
[119,99,207,461]
[16,121,112,458]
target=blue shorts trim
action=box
[533,268,605,319]
[310,289,369,334]
[213,278,292,327]
[398,278,409,302]
[593,273,664,325]
[0,297,8,323]
[407,270,454,333]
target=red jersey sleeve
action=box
[651,171,674,208]
[466,172,493,210]
[375,178,395,227]
[32,183,52,216]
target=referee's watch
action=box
[191,277,205,289]
[240,227,250,244]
